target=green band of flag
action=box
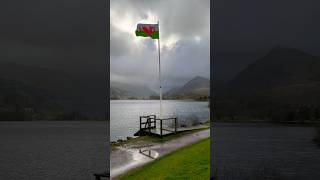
[135,31,159,39]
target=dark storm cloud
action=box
[110,0,210,90]
[214,0,320,82]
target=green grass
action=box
[117,138,210,180]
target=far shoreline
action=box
[213,120,320,127]
[0,120,109,122]
[110,99,209,102]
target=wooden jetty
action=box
[133,115,208,138]
[134,115,178,137]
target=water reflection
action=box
[139,148,159,159]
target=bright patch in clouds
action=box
[162,34,179,49]
[110,9,135,34]
[194,36,201,43]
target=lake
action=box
[0,121,108,180]
[213,123,320,180]
[110,100,210,141]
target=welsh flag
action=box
[135,24,159,39]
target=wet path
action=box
[110,129,210,178]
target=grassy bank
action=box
[117,138,210,180]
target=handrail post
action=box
[175,118,177,133]
[160,119,163,137]
[139,116,142,135]
[148,117,151,134]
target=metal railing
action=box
[139,115,177,137]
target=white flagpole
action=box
[157,21,162,119]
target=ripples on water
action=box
[214,123,320,180]
[110,100,210,141]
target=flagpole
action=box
[157,20,162,119]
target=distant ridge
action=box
[110,81,156,99]
[165,76,209,100]
[226,46,320,94]
[214,46,320,122]
[0,60,106,119]
[0,60,76,95]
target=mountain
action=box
[0,60,107,119]
[0,78,65,120]
[110,81,156,99]
[0,61,77,96]
[165,76,210,100]
[226,46,320,94]
[0,78,54,107]
[215,47,320,122]
[110,86,127,99]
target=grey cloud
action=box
[110,25,132,58]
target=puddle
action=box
[139,148,159,159]
[110,147,158,178]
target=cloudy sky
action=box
[3,0,318,91]
[110,0,210,91]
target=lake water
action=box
[214,123,320,180]
[0,121,108,180]
[110,100,210,141]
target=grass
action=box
[117,138,210,180]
